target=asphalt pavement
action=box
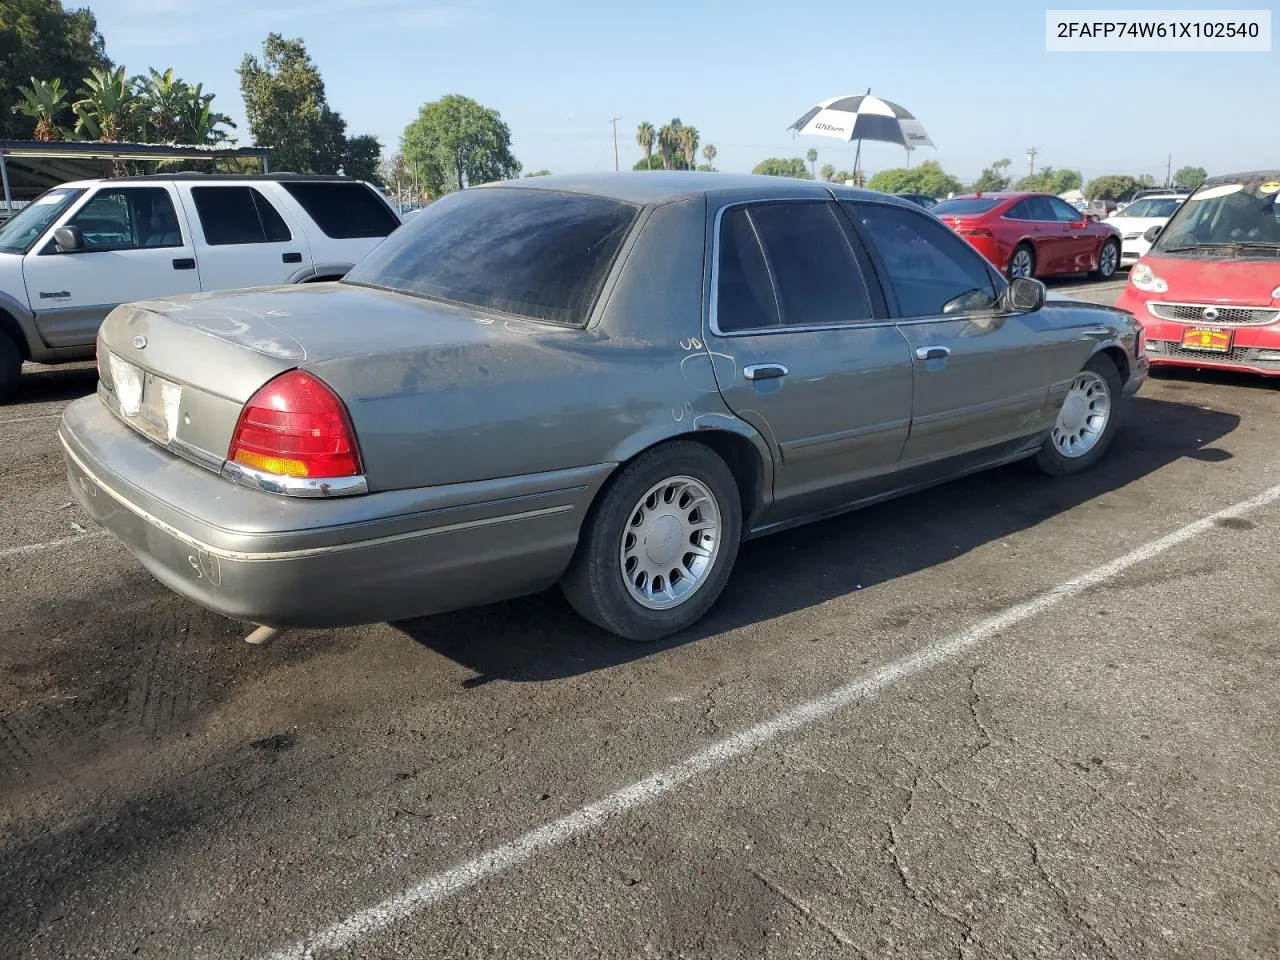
[2,275,1278,959]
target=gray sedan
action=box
[59,173,1148,642]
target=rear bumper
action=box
[59,396,612,628]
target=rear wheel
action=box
[1032,352,1124,476]
[561,441,742,642]
[0,331,21,404]
[1091,238,1120,280]
[1007,242,1035,280]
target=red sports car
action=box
[931,191,1123,281]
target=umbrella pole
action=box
[852,139,862,186]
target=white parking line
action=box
[0,414,61,426]
[256,478,1280,960]
[0,531,109,560]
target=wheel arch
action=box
[287,262,355,284]
[0,306,31,361]
[1094,343,1131,385]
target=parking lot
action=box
[2,274,1278,959]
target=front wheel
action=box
[560,441,742,642]
[1091,238,1120,280]
[1032,353,1124,476]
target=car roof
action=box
[1203,169,1280,185]
[52,173,371,188]
[474,171,919,209]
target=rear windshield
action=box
[280,181,401,239]
[1119,198,1182,218]
[343,186,639,326]
[930,197,1002,216]
[1152,175,1280,256]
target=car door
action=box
[175,183,314,291]
[704,198,915,525]
[1049,196,1097,271]
[842,199,1083,467]
[22,185,201,349]
[1009,196,1066,274]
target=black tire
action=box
[1091,238,1120,280]
[561,441,743,642]
[1032,352,1125,476]
[1007,242,1036,281]
[0,331,21,404]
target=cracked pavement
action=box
[2,279,1279,959]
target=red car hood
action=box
[1143,253,1280,306]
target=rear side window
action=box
[847,202,998,318]
[342,187,636,327]
[191,186,291,245]
[280,181,400,239]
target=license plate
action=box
[107,352,181,441]
[1180,325,1232,353]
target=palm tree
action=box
[701,144,717,171]
[636,122,655,168]
[820,162,835,182]
[136,67,187,142]
[657,120,680,170]
[72,67,138,143]
[178,82,235,145]
[806,147,818,177]
[679,125,699,172]
[13,78,69,141]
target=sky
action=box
[85,0,1279,184]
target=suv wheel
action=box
[0,331,21,404]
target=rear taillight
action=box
[228,370,362,479]
[958,227,994,238]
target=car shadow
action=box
[393,394,1239,685]
[12,362,98,407]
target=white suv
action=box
[0,173,402,401]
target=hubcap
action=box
[620,475,721,610]
[1100,242,1117,276]
[1011,249,1033,278]
[1052,371,1111,458]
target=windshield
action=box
[1152,175,1280,256]
[1118,198,1181,219]
[931,197,1002,216]
[343,186,639,326]
[0,188,85,253]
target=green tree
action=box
[819,162,835,182]
[678,125,699,174]
[866,160,961,197]
[341,134,382,182]
[12,77,71,140]
[1047,168,1082,193]
[1173,165,1207,190]
[1136,173,1156,187]
[972,157,1012,192]
[633,156,664,171]
[0,0,111,140]
[238,33,350,173]
[806,147,818,177]
[701,143,717,171]
[752,157,812,179]
[1085,175,1140,202]
[71,65,136,141]
[658,118,685,169]
[402,93,520,195]
[175,81,235,146]
[524,169,551,177]
[636,121,655,166]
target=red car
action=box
[1115,170,1280,376]
[931,191,1122,281]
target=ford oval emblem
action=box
[132,335,147,349]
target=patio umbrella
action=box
[788,90,934,182]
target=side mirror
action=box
[53,225,84,252]
[1005,276,1046,313]
[1143,224,1163,243]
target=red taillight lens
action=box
[228,370,362,479]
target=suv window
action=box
[846,202,999,318]
[191,186,291,245]
[62,187,182,251]
[342,186,636,327]
[720,201,873,331]
[279,181,400,239]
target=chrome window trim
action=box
[706,197,883,339]
[221,459,370,498]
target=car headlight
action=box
[1130,262,1168,293]
[1272,285,1280,299]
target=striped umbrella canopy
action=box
[788,91,934,180]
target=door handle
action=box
[172,258,195,270]
[743,363,788,381]
[282,252,302,263]
[915,346,950,361]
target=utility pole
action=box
[1027,146,1038,177]
[610,116,621,172]
[1166,154,1172,187]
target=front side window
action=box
[1049,197,1084,222]
[280,181,400,239]
[0,187,85,253]
[847,202,999,318]
[62,187,183,251]
[191,186,291,245]
[343,186,637,327]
